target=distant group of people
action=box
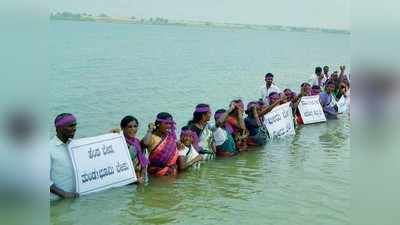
[50,65,350,200]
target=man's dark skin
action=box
[50,122,79,198]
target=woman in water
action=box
[187,104,216,160]
[213,108,238,157]
[111,115,149,184]
[142,112,179,176]
[226,99,249,151]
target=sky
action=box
[50,0,350,30]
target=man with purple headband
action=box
[50,113,79,200]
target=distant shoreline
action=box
[50,12,350,35]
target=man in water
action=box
[260,73,280,105]
[50,113,79,200]
[323,65,330,79]
[312,67,327,88]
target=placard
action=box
[297,95,327,124]
[68,133,136,195]
[263,102,295,139]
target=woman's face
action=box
[123,120,138,139]
[269,94,280,105]
[203,111,212,123]
[159,120,173,134]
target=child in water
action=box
[177,126,203,171]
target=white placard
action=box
[337,96,348,114]
[263,102,295,139]
[297,95,327,124]
[68,133,136,195]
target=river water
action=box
[50,20,350,225]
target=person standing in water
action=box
[142,112,179,177]
[119,116,149,184]
[177,126,203,171]
[319,81,339,119]
[260,73,280,105]
[50,113,79,200]
[187,104,216,160]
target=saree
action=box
[148,134,178,177]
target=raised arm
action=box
[142,122,155,147]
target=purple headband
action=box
[194,106,211,113]
[55,115,76,128]
[156,118,175,124]
[246,102,257,110]
[214,112,225,120]
[180,129,194,138]
[269,92,280,101]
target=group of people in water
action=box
[50,65,350,199]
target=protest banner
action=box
[263,102,295,139]
[68,133,136,195]
[297,95,327,124]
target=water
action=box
[50,20,350,225]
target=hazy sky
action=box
[51,0,350,29]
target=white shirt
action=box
[312,76,327,87]
[213,127,228,146]
[179,145,200,162]
[50,136,76,200]
[260,84,280,104]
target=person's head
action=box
[214,109,226,123]
[268,92,281,105]
[325,81,336,93]
[230,99,244,116]
[54,113,77,142]
[331,71,339,81]
[323,66,329,75]
[300,82,311,96]
[155,112,175,135]
[264,73,274,86]
[315,67,323,76]
[180,126,193,147]
[245,101,258,117]
[283,88,296,101]
[311,85,321,95]
[120,115,139,139]
[339,82,348,93]
[190,103,212,125]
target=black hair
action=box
[301,82,311,88]
[54,113,73,126]
[268,92,279,98]
[315,67,322,74]
[265,73,274,78]
[181,125,191,132]
[188,103,210,126]
[311,85,321,90]
[155,112,173,127]
[120,115,138,129]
